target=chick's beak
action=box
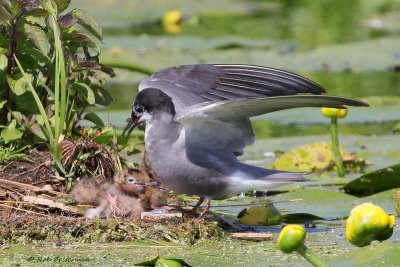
[122,111,141,139]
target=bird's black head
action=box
[122,88,175,139]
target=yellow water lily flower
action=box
[162,10,182,34]
[277,224,306,253]
[321,107,348,119]
[346,202,395,247]
[277,225,329,267]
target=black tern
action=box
[122,64,368,218]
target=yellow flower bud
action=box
[162,10,182,34]
[321,107,348,119]
[346,203,395,247]
[238,204,282,226]
[277,224,306,253]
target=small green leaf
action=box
[1,122,23,141]
[0,54,7,70]
[93,85,112,107]
[23,23,50,56]
[30,123,48,140]
[68,31,99,52]
[20,8,48,18]
[74,82,95,105]
[0,5,12,23]
[83,112,105,127]
[136,256,191,267]
[0,100,7,109]
[71,8,102,40]
[24,15,46,28]
[53,0,71,13]
[6,74,30,96]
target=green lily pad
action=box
[273,141,358,173]
[282,213,327,224]
[271,188,358,219]
[135,256,192,267]
[343,163,400,196]
[329,242,400,267]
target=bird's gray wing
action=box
[176,95,368,121]
[138,64,326,112]
[139,64,326,154]
[177,95,368,162]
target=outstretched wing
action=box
[139,64,327,154]
[178,95,368,169]
[177,95,369,121]
[139,64,326,112]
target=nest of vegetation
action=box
[0,140,222,245]
[61,138,116,180]
[0,214,221,245]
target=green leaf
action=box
[53,0,71,13]
[71,8,102,41]
[343,163,400,196]
[20,8,48,18]
[83,112,105,127]
[0,100,6,109]
[23,23,50,56]
[67,31,99,52]
[24,15,46,28]
[282,213,327,224]
[135,256,192,267]
[30,123,48,140]
[6,74,30,96]
[73,82,95,105]
[0,54,7,70]
[93,85,112,107]
[0,5,12,23]
[1,120,23,141]
[329,242,400,267]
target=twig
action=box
[13,160,51,177]
[0,203,49,217]
[0,161,13,172]
[0,178,69,198]
[22,196,82,215]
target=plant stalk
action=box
[330,117,345,177]
[297,245,329,267]
[2,19,17,125]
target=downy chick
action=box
[69,178,143,220]
[114,168,167,210]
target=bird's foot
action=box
[106,193,122,216]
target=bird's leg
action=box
[106,193,122,216]
[197,197,211,220]
[191,196,205,214]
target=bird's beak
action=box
[122,112,141,139]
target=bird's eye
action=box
[126,176,136,183]
[135,106,144,114]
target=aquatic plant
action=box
[346,202,395,247]
[278,224,328,267]
[321,107,348,177]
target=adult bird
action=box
[122,64,368,218]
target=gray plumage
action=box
[123,64,368,202]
